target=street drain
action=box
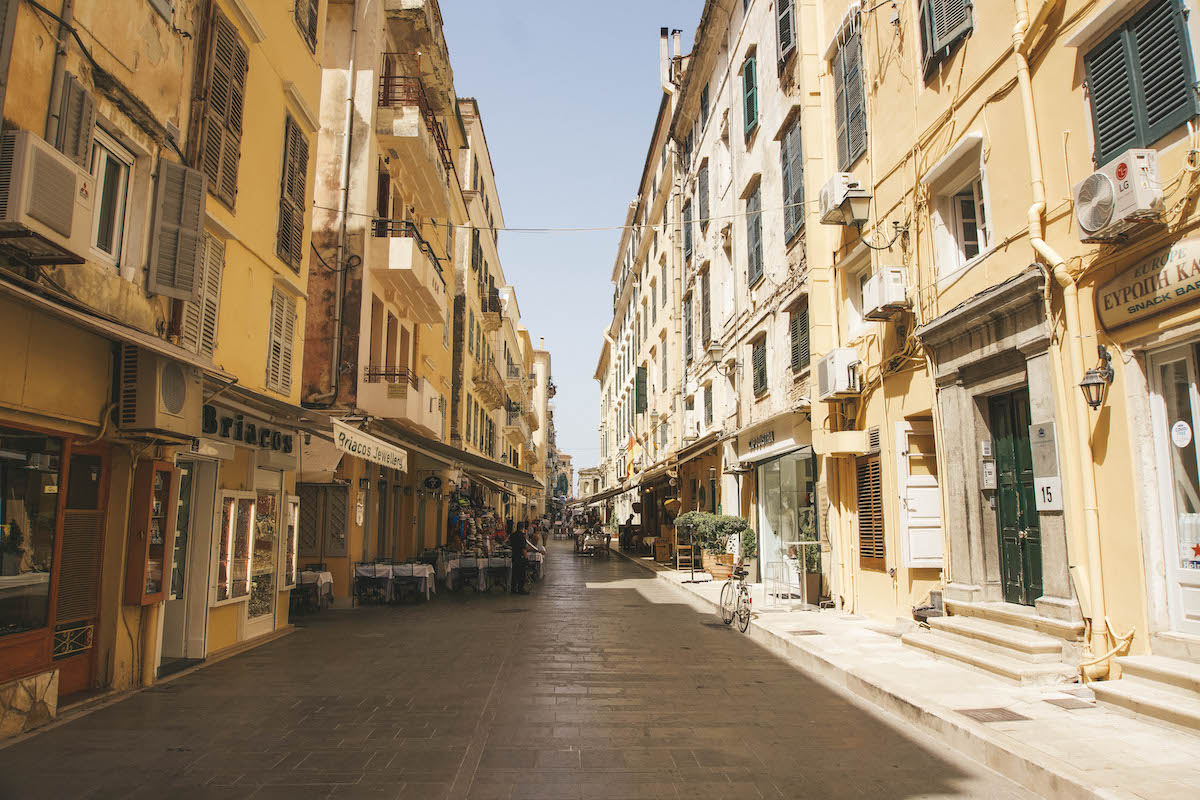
[788,630,823,636]
[955,707,1031,723]
[1044,697,1094,710]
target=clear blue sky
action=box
[439,1,700,474]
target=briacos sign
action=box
[332,421,408,472]
[1097,237,1200,330]
[202,404,294,452]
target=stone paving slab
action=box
[0,540,1047,799]
[614,547,1200,799]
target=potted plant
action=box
[793,512,821,604]
[674,512,755,580]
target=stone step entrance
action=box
[1092,654,1200,735]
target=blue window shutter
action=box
[781,118,805,240]
[843,32,867,168]
[746,187,763,285]
[833,46,849,169]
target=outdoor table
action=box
[354,563,395,603]
[390,563,435,601]
[530,551,545,580]
[298,570,334,610]
[484,556,512,590]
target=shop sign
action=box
[332,420,407,472]
[1097,237,1200,330]
[747,430,776,451]
[202,404,294,453]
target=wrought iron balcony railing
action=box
[363,365,419,388]
[370,218,445,283]
[377,65,453,172]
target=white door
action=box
[897,422,943,568]
[1149,346,1200,636]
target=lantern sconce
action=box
[1079,344,1115,410]
[358,478,371,492]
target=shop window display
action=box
[216,493,254,603]
[249,489,278,619]
[0,428,60,637]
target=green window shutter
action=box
[753,341,767,395]
[1085,28,1139,164]
[56,73,96,168]
[1133,0,1198,148]
[149,160,207,302]
[698,165,709,230]
[704,384,713,426]
[743,55,758,138]
[202,10,249,207]
[747,187,763,285]
[700,270,711,344]
[684,295,693,363]
[789,312,801,371]
[930,0,974,54]
[782,117,805,240]
[636,366,647,413]
[778,0,796,63]
[277,115,309,271]
[683,201,693,260]
[661,262,668,307]
[843,32,867,168]
[791,304,810,371]
[833,45,849,169]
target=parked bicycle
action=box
[719,560,752,633]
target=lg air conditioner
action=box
[118,345,203,439]
[816,348,861,401]
[819,173,870,226]
[0,130,94,264]
[1073,148,1162,242]
[862,267,910,320]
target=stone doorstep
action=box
[926,614,1070,663]
[1117,654,1200,695]
[1090,676,1200,737]
[611,547,1136,800]
[900,629,1080,687]
[944,599,1086,642]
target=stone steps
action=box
[1089,655,1200,735]
[926,615,1066,664]
[944,600,1085,641]
[901,629,1079,686]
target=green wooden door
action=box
[989,389,1043,606]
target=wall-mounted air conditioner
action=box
[819,172,870,226]
[817,348,861,401]
[862,267,910,320]
[1073,148,1162,242]
[118,345,203,439]
[0,130,94,264]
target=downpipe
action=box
[1013,0,1111,677]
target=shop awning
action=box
[571,482,632,506]
[372,420,543,489]
[0,276,236,380]
[468,471,514,497]
[209,380,333,432]
[639,458,676,485]
[677,431,721,465]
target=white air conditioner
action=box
[1073,148,1162,242]
[819,172,870,225]
[118,345,203,439]
[0,130,94,264]
[862,267,910,320]
[817,348,861,401]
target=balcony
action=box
[480,287,503,332]
[504,403,531,446]
[376,67,452,215]
[472,359,504,410]
[369,219,446,324]
[358,366,441,437]
[524,408,540,433]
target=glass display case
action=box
[214,491,254,605]
[0,427,61,637]
[248,489,278,620]
[125,461,177,606]
[280,496,299,590]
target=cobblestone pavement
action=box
[0,541,1036,799]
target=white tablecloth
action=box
[353,563,435,600]
[299,570,333,590]
[444,556,511,590]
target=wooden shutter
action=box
[781,118,805,240]
[181,234,224,358]
[661,263,668,307]
[662,347,668,386]
[0,0,17,126]
[752,341,767,395]
[201,10,249,207]
[297,0,319,51]
[778,0,796,63]
[698,165,709,230]
[743,55,758,138]
[56,73,96,167]
[746,187,762,285]
[325,485,348,556]
[930,0,973,54]
[856,455,885,570]
[704,384,713,426]
[277,115,309,271]
[297,484,322,557]
[790,304,810,372]
[833,45,849,169]
[683,201,693,260]
[842,32,867,169]
[700,270,711,344]
[149,160,207,302]
[636,366,647,413]
[1133,0,1197,149]
[684,295,693,363]
[268,287,297,393]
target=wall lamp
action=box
[1079,345,1115,410]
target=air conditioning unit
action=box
[819,172,870,225]
[0,130,94,264]
[118,345,203,439]
[817,348,861,401]
[862,267,910,320]
[1073,148,1162,242]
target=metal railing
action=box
[371,218,446,284]
[376,69,453,172]
[506,363,522,380]
[363,366,420,387]
[482,287,503,314]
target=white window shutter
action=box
[56,73,96,167]
[200,235,224,358]
[897,422,944,568]
[149,160,207,302]
[281,293,297,392]
[267,287,285,390]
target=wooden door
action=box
[56,448,109,697]
[989,389,1042,606]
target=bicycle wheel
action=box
[719,580,736,624]
[736,588,752,633]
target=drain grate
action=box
[788,629,823,636]
[1044,697,1094,710]
[955,707,1032,723]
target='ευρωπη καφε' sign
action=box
[1097,238,1200,331]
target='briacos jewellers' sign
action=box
[332,420,408,472]
[1097,238,1200,331]
[202,404,294,452]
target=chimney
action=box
[659,28,670,91]
[672,29,682,62]
[539,337,545,349]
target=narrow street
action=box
[0,542,1032,800]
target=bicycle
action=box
[719,561,752,633]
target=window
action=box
[833,28,867,170]
[856,454,885,570]
[700,84,710,129]
[277,114,310,271]
[651,284,657,324]
[56,73,96,167]
[952,178,988,263]
[0,428,63,637]
[700,269,712,344]
[684,295,694,363]
[698,163,710,232]
[148,160,207,302]
[216,491,255,603]
[466,396,473,439]
[746,185,763,286]
[743,55,758,139]
[294,0,319,52]
[918,0,973,78]
[661,262,668,307]
[468,311,475,353]
[636,366,648,413]
[778,0,796,64]
[780,116,804,241]
[1084,0,1198,165]
[90,129,133,266]
[200,10,249,207]
[752,339,767,396]
[790,303,810,372]
[704,384,713,427]
[661,343,668,386]
[683,201,693,261]
[266,287,297,394]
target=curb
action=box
[613,547,1131,800]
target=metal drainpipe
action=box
[1012,0,1109,673]
[44,0,75,145]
